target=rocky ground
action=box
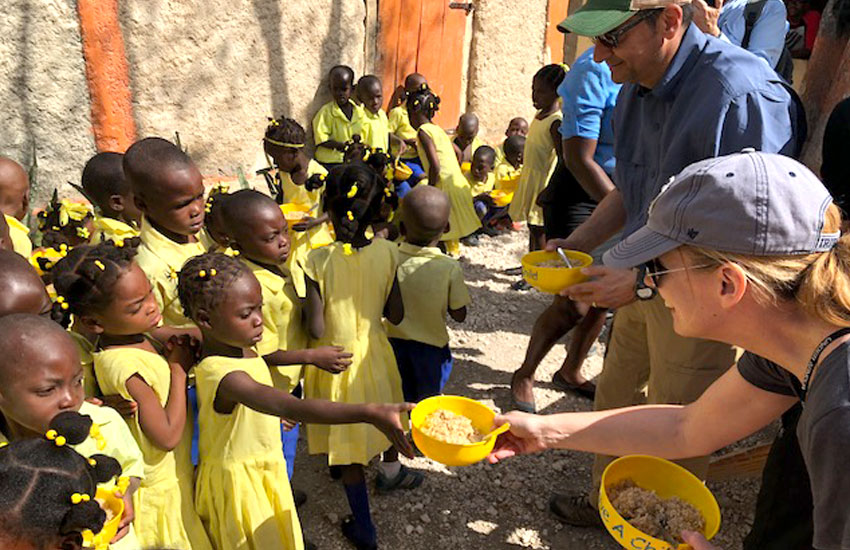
[295,228,765,550]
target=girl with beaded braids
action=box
[0,411,123,550]
[408,85,481,256]
[176,252,413,550]
[301,163,419,549]
[37,189,96,249]
[52,241,212,550]
[0,314,145,550]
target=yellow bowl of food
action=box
[521,250,593,294]
[280,203,311,228]
[599,455,721,550]
[489,189,514,207]
[411,395,505,467]
[88,487,124,549]
[393,161,414,181]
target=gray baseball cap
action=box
[603,149,840,268]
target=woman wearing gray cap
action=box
[489,150,850,549]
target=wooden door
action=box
[378,0,469,127]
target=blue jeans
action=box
[389,338,453,402]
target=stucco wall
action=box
[465,0,550,143]
[0,0,96,206]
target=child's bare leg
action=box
[557,306,607,386]
[528,224,547,252]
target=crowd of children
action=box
[0,62,570,550]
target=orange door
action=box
[379,0,469,127]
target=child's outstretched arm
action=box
[417,129,441,185]
[383,275,404,325]
[124,335,195,450]
[263,346,353,374]
[304,275,325,340]
[217,372,415,458]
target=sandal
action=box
[375,464,424,493]
[551,372,597,400]
[341,516,378,550]
[509,372,537,413]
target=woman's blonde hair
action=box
[684,203,850,327]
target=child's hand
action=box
[165,334,196,373]
[281,418,297,431]
[308,346,353,373]
[112,489,135,543]
[368,402,416,458]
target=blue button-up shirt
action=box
[613,23,803,238]
[558,47,622,176]
[717,0,789,68]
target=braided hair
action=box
[264,117,306,149]
[534,63,568,92]
[324,162,391,244]
[52,239,141,319]
[177,252,252,321]
[406,84,441,119]
[0,411,122,548]
[37,189,94,248]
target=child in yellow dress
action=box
[408,86,481,254]
[175,252,413,550]
[123,137,207,330]
[0,156,33,257]
[313,65,363,169]
[302,162,422,549]
[53,241,212,550]
[0,314,145,550]
[509,64,567,253]
[79,152,142,243]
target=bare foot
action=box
[510,370,535,405]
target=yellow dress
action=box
[194,355,303,550]
[6,214,32,257]
[313,100,363,164]
[134,218,206,328]
[69,330,98,398]
[94,347,212,550]
[245,259,307,393]
[508,111,561,226]
[301,239,407,465]
[388,105,419,160]
[357,105,390,153]
[417,123,481,242]
[92,216,139,244]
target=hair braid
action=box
[177,253,252,320]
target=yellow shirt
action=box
[357,105,390,153]
[135,219,205,328]
[280,159,326,209]
[312,100,363,164]
[244,260,306,393]
[388,105,419,159]
[92,215,139,244]
[495,143,505,165]
[6,214,32,257]
[194,355,302,550]
[467,172,496,197]
[385,243,470,348]
[69,330,98,398]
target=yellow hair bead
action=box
[71,493,91,504]
[347,185,358,198]
[343,243,353,256]
[210,269,217,277]
[114,239,124,248]
[55,435,67,447]
[346,211,354,221]
[199,270,207,278]
[61,303,69,310]
[384,188,392,197]
[46,429,58,440]
[94,260,105,271]
[88,458,96,467]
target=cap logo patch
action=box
[686,228,699,239]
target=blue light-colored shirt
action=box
[612,23,803,238]
[717,0,788,68]
[558,47,622,176]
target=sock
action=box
[344,481,376,542]
[378,459,401,479]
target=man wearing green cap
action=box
[546,0,805,527]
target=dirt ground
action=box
[295,227,763,550]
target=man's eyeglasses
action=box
[634,258,718,300]
[592,9,662,49]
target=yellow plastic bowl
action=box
[280,203,311,228]
[599,455,721,550]
[90,487,124,549]
[521,250,593,294]
[393,161,414,181]
[489,189,514,207]
[461,161,471,173]
[411,395,503,467]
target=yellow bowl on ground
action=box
[599,455,721,550]
[521,250,592,294]
[411,395,502,467]
[489,189,514,207]
[393,161,414,181]
[280,203,311,228]
[89,487,124,549]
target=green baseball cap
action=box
[558,0,680,36]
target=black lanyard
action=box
[800,327,850,404]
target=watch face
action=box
[636,286,656,300]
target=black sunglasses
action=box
[593,9,662,49]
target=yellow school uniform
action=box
[417,123,481,242]
[357,105,390,153]
[313,100,363,164]
[495,143,506,165]
[194,355,303,550]
[301,240,407,465]
[6,214,32,257]
[466,172,496,197]
[385,243,470,349]
[94,347,211,550]
[135,218,205,328]
[245,259,306,393]
[508,110,561,226]
[69,330,98,398]
[92,215,139,244]
[388,105,419,160]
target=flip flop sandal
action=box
[510,373,537,413]
[341,516,378,550]
[551,373,597,399]
[504,266,523,276]
[375,464,424,494]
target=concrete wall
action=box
[0,0,96,206]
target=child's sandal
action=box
[375,464,424,494]
[341,516,378,550]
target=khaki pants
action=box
[589,296,740,505]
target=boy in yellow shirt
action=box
[388,73,429,196]
[0,156,32,257]
[80,152,142,243]
[313,65,362,169]
[355,75,390,153]
[452,112,485,171]
[386,185,470,401]
[123,137,206,329]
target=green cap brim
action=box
[557,9,635,36]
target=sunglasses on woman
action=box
[634,258,719,300]
[592,8,663,49]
